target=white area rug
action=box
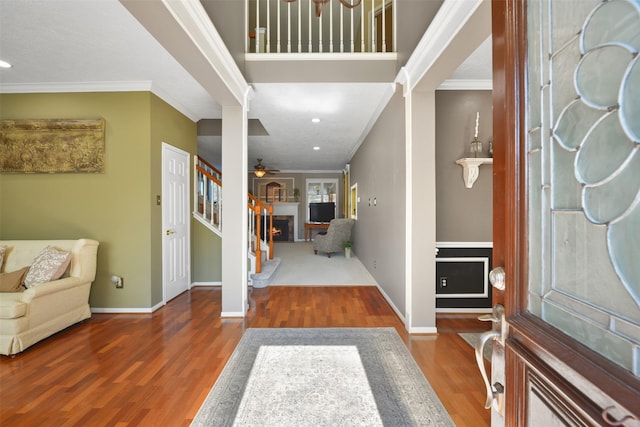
[268,242,377,286]
[235,345,382,426]
[191,328,454,427]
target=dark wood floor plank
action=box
[0,286,490,426]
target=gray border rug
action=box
[191,328,454,426]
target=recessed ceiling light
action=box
[311,118,320,123]
[313,146,320,150]
[0,60,12,69]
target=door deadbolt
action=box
[489,266,506,291]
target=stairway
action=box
[250,257,281,288]
[194,155,280,287]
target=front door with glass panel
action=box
[489,0,640,425]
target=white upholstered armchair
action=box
[313,218,355,258]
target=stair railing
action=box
[194,156,222,232]
[248,193,274,274]
[246,0,395,53]
[194,156,275,274]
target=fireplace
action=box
[272,215,294,242]
[272,203,299,241]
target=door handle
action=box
[489,266,506,290]
[166,229,176,236]
[475,304,506,413]
[475,329,501,409]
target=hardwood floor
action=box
[0,286,491,426]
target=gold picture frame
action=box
[253,177,294,203]
[0,118,106,173]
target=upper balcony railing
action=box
[246,0,395,54]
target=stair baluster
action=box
[194,155,276,276]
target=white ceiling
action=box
[199,82,395,172]
[0,0,491,172]
[0,0,222,120]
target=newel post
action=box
[254,206,262,273]
[268,205,274,259]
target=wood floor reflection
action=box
[0,286,491,426]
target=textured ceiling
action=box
[0,0,221,120]
[0,0,491,172]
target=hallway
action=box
[267,241,377,286]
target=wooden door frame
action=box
[492,0,640,424]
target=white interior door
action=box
[162,143,190,302]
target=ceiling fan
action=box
[253,158,280,177]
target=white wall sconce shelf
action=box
[455,157,493,188]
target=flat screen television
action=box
[309,202,335,223]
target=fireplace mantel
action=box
[272,203,299,241]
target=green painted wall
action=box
[192,220,222,283]
[0,91,216,309]
[150,93,199,304]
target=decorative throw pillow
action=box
[0,245,7,271]
[0,267,30,292]
[23,246,71,288]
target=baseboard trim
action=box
[91,301,164,314]
[408,326,438,334]
[192,281,221,287]
[265,283,373,287]
[221,311,245,317]
[375,284,406,324]
[436,307,493,314]
[374,284,440,335]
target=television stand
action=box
[304,222,330,241]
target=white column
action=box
[405,88,437,333]
[221,105,248,317]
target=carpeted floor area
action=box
[191,328,454,427]
[267,242,377,286]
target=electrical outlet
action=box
[373,259,377,269]
[439,277,447,288]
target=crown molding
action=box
[396,0,485,93]
[149,83,200,122]
[437,79,492,90]
[0,81,152,93]
[160,0,249,106]
[349,82,397,160]
[0,80,201,122]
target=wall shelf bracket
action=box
[455,158,493,188]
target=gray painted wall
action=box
[349,89,494,320]
[396,0,443,68]
[435,90,493,242]
[350,88,406,315]
[201,0,246,73]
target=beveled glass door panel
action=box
[527,0,640,376]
